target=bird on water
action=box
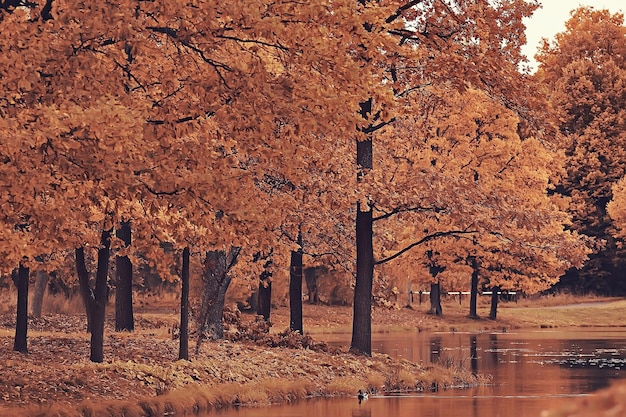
[358,389,369,404]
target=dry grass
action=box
[1,290,625,416]
[497,299,626,328]
[326,377,365,395]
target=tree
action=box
[12,263,29,353]
[536,7,626,294]
[31,269,49,318]
[178,247,190,361]
[289,232,304,334]
[195,247,241,353]
[75,229,112,363]
[115,220,134,332]
[254,250,273,322]
[348,0,545,355]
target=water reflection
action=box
[206,328,626,417]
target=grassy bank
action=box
[1,293,625,416]
[0,306,482,417]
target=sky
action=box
[521,0,625,72]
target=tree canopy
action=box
[536,6,626,294]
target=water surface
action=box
[206,327,626,417]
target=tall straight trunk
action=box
[289,245,303,334]
[196,247,240,354]
[468,257,479,319]
[31,270,49,318]
[489,286,500,320]
[90,229,112,363]
[351,202,374,355]
[13,263,29,353]
[76,247,93,332]
[179,247,190,361]
[428,282,443,316]
[351,97,375,356]
[115,220,134,332]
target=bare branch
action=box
[375,229,478,265]
[386,0,427,24]
[372,204,448,222]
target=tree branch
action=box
[375,229,478,265]
[215,34,288,51]
[386,0,427,24]
[372,204,448,222]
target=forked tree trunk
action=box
[489,286,500,320]
[31,270,49,318]
[179,247,190,360]
[115,220,134,332]
[75,229,112,363]
[289,244,303,334]
[428,282,443,316]
[196,247,240,354]
[468,257,479,319]
[13,263,29,353]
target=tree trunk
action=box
[350,25,376,357]
[256,251,273,322]
[428,282,443,316]
[90,229,112,363]
[31,270,49,318]
[115,220,134,332]
[304,267,319,304]
[179,247,190,361]
[289,244,303,334]
[489,286,500,320]
[468,257,479,319]
[196,247,240,354]
[351,202,374,356]
[76,247,93,333]
[257,276,272,322]
[13,263,29,353]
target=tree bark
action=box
[351,202,374,355]
[196,247,240,354]
[468,257,479,319]
[31,270,49,318]
[489,286,500,320]
[13,263,29,353]
[115,220,134,332]
[304,267,320,304]
[179,246,190,361]
[289,244,303,334]
[255,251,273,322]
[90,229,112,363]
[257,275,272,322]
[428,282,443,316]
[351,96,375,356]
[76,247,93,333]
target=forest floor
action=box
[0,293,625,416]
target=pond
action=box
[205,327,626,417]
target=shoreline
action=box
[1,296,625,416]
